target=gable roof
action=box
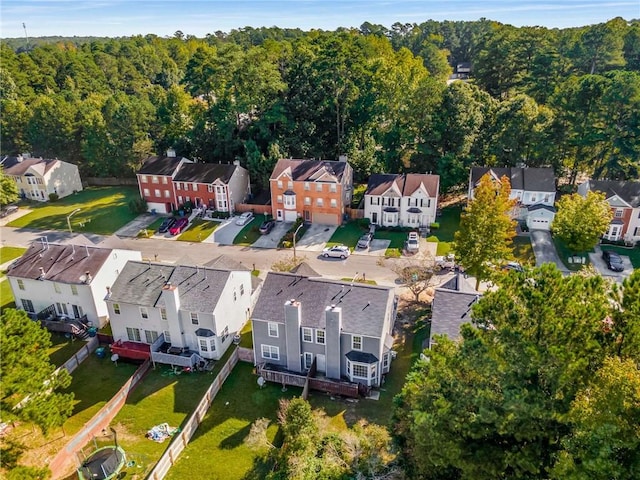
[270,159,349,183]
[138,156,186,176]
[585,180,640,208]
[1,156,61,176]
[173,162,238,184]
[108,261,238,311]
[365,173,439,197]
[470,167,555,192]
[252,272,394,338]
[430,274,480,346]
[7,242,114,284]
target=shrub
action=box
[129,197,148,214]
[430,222,440,230]
[282,240,292,249]
[48,193,59,202]
[357,217,370,229]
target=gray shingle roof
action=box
[138,156,184,176]
[586,180,640,208]
[365,173,439,197]
[252,272,394,338]
[1,156,61,175]
[173,163,237,184]
[471,167,555,192]
[270,159,349,182]
[430,274,481,345]
[108,261,233,312]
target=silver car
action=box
[235,212,254,226]
[322,245,351,259]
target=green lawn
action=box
[177,218,220,242]
[138,217,166,238]
[0,246,26,265]
[233,214,268,246]
[374,229,407,256]
[432,205,462,242]
[513,236,535,266]
[0,278,15,313]
[47,333,86,367]
[7,187,140,235]
[239,321,253,349]
[553,237,589,271]
[601,244,640,269]
[326,221,367,248]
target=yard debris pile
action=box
[146,423,179,443]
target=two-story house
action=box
[364,173,439,228]
[172,160,250,213]
[269,158,353,225]
[578,179,640,244]
[105,261,252,363]
[1,154,83,201]
[252,272,397,388]
[7,239,141,328]
[469,167,557,230]
[137,149,192,213]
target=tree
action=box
[551,191,613,254]
[394,264,633,480]
[0,167,19,207]
[454,174,516,289]
[0,309,74,435]
[391,255,437,303]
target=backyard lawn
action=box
[233,214,267,246]
[177,218,220,242]
[7,187,140,235]
[0,246,26,264]
[47,333,86,367]
[0,278,15,312]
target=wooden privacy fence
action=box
[50,360,151,479]
[147,348,240,480]
[84,177,138,187]
[235,203,271,215]
[237,346,255,363]
[345,207,364,220]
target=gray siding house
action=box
[252,272,397,388]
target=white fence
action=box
[57,336,99,375]
[147,348,240,480]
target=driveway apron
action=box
[530,230,569,273]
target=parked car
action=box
[435,254,456,271]
[602,250,624,272]
[0,205,18,218]
[157,217,176,233]
[502,261,524,272]
[322,245,351,259]
[235,212,254,226]
[259,219,276,234]
[169,217,189,235]
[406,232,420,253]
[356,232,374,250]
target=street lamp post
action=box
[66,208,81,234]
[292,222,304,260]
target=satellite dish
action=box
[111,354,119,366]
[79,274,87,283]
[257,376,265,388]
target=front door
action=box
[72,304,83,318]
[372,212,378,224]
[277,209,283,221]
[316,354,326,373]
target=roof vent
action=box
[38,267,45,280]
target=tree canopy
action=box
[0,167,19,207]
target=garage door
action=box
[313,212,339,225]
[284,210,297,222]
[528,217,551,231]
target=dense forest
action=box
[1,18,639,192]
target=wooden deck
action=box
[257,363,360,398]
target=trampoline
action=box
[77,445,126,480]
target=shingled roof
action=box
[470,167,555,192]
[586,180,640,208]
[365,173,439,197]
[270,159,349,183]
[430,274,480,346]
[173,163,238,184]
[252,272,394,338]
[7,242,113,284]
[1,156,61,176]
[138,156,185,176]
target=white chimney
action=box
[233,159,240,166]
[338,155,348,162]
[166,148,176,158]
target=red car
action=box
[169,217,189,235]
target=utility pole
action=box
[23,23,31,50]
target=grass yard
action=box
[233,214,268,246]
[138,217,166,238]
[165,362,301,480]
[47,333,85,367]
[239,321,253,349]
[374,229,407,256]
[177,218,220,242]
[0,278,15,312]
[513,236,535,266]
[553,237,589,271]
[326,221,367,248]
[4,355,138,472]
[601,244,640,269]
[0,246,26,265]
[7,187,140,235]
[432,205,462,242]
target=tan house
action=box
[269,158,353,225]
[1,155,83,202]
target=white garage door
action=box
[313,212,339,225]
[528,217,551,231]
[284,210,297,222]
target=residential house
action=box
[137,149,192,214]
[364,173,439,228]
[429,274,481,349]
[252,272,397,388]
[578,179,640,244]
[6,239,141,328]
[1,154,83,202]
[269,158,353,224]
[173,160,250,213]
[469,167,557,230]
[105,261,253,362]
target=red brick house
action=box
[137,150,192,213]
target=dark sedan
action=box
[259,219,276,234]
[157,217,176,233]
[602,250,625,272]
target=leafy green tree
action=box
[0,167,19,207]
[0,309,74,434]
[551,191,613,254]
[454,174,516,289]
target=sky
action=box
[1,0,639,39]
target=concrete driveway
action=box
[115,214,160,237]
[352,239,390,257]
[295,224,338,252]
[252,221,291,248]
[530,230,569,273]
[209,216,248,245]
[589,246,634,283]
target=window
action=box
[615,208,624,218]
[261,345,279,360]
[164,330,171,342]
[268,322,279,337]
[315,329,325,344]
[330,199,337,208]
[284,195,296,208]
[233,290,237,302]
[145,330,159,343]
[352,363,368,378]
[370,363,377,379]
[277,195,283,204]
[154,189,161,197]
[221,326,229,342]
[57,302,68,315]
[140,307,148,319]
[71,285,78,296]
[316,183,323,192]
[208,185,213,193]
[21,299,34,312]
[126,327,141,342]
[199,339,209,351]
[141,175,148,183]
[192,183,198,191]
[143,188,150,196]
[176,183,181,190]
[17,279,25,290]
[287,181,293,189]
[54,283,61,293]
[216,186,224,194]
[240,284,245,296]
[178,195,183,204]
[160,308,167,321]
[191,312,199,325]
[303,352,313,369]
[304,182,310,190]
[383,353,389,370]
[330,184,337,193]
[113,303,121,315]
[304,197,311,205]
[352,335,362,350]
[162,177,168,184]
[316,198,324,207]
[152,176,159,184]
[164,190,171,198]
[635,227,640,236]
[277,180,283,189]
[302,327,313,342]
